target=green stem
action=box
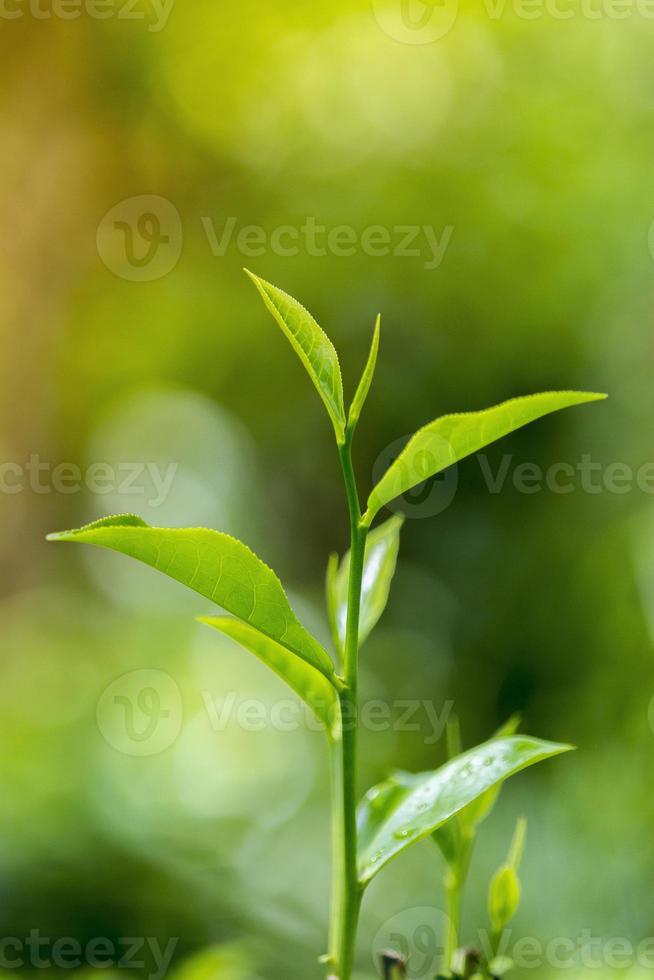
[328,738,344,968]
[329,433,367,980]
[443,837,473,974]
[443,869,461,971]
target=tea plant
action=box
[48,273,605,980]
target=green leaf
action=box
[457,713,521,833]
[200,617,340,737]
[489,818,527,935]
[432,714,521,868]
[489,866,521,934]
[363,390,607,525]
[47,515,337,683]
[331,515,403,648]
[356,736,571,885]
[325,551,341,657]
[507,815,527,870]
[245,270,346,441]
[348,314,380,430]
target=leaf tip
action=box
[196,615,224,628]
[244,267,267,290]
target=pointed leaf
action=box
[363,391,607,525]
[432,714,522,867]
[348,315,380,429]
[357,735,571,885]
[200,617,340,737]
[507,815,527,870]
[47,515,336,682]
[332,515,403,648]
[325,551,342,656]
[245,270,346,440]
[457,713,521,833]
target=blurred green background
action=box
[2,0,654,977]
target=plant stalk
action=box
[443,836,474,973]
[329,433,367,980]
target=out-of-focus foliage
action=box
[2,0,654,977]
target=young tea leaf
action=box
[404,714,525,873]
[200,617,340,737]
[47,515,337,683]
[325,551,342,657]
[456,713,521,833]
[489,866,521,934]
[356,736,571,885]
[245,270,346,441]
[489,818,527,937]
[348,315,380,430]
[331,515,403,648]
[363,391,607,525]
[507,815,527,870]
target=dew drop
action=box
[393,828,414,840]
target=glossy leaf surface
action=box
[47,515,336,681]
[245,270,346,440]
[364,390,607,524]
[348,314,380,429]
[456,713,521,834]
[330,515,403,648]
[357,736,571,884]
[200,617,340,736]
